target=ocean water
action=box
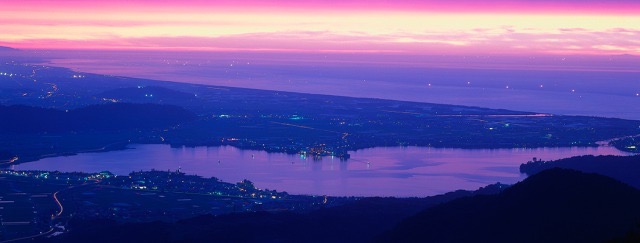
[33,50,640,120]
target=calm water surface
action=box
[32,51,640,120]
[12,145,630,197]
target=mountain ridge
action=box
[379,168,640,243]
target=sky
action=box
[1,0,640,55]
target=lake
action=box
[11,144,631,197]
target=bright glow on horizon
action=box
[1,0,639,55]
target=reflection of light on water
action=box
[13,145,631,197]
[38,51,640,120]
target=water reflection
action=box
[12,145,630,197]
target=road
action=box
[0,181,97,242]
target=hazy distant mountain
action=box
[0,46,19,52]
[0,47,43,64]
[379,168,640,243]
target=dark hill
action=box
[520,155,640,189]
[379,168,640,243]
[0,103,196,133]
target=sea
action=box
[31,50,640,120]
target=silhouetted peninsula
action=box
[520,155,640,189]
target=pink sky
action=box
[1,0,639,55]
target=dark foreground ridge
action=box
[379,168,640,243]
